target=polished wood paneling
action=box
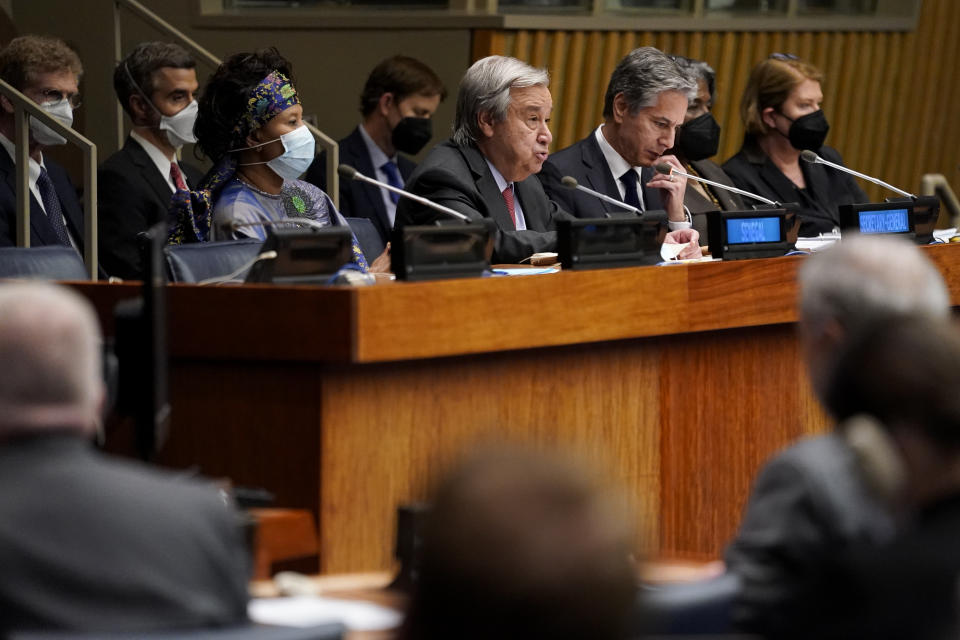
[70,243,960,572]
[473,0,960,202]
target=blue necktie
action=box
[380,161,403,205]
[37,167,71,246]
[619,169,643,211]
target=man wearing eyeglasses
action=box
[98,42,201,280]
[538,47,700,256]
[0,35,85,253]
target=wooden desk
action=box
[73,244,960,573]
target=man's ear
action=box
[612,93,629,124]
[378,92,395,118]
[477,109,496,138]
[128,94,151,125]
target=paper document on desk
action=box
[249,596,402,630]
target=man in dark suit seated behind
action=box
[305,55,446,244]
[0,35,85,253]
[98,42,203,280]
[538,47,700,249]
[397,56,701,264]
[0,282,250,635]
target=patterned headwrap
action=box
[168,70,301,245]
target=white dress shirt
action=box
[130,129,179,193]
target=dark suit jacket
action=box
[396,139,572,264]
[0,149,84,251]
[683,158,745,243]
[722,140,868,237]
[304,126,415,244]
[98,136,203,280]
[538,131,664,218]
[724,432,895,639]
[0,435,250,634]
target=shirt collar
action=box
[130,130,177,175]
[484,157,511,193]
[0,132,44,189]
[594,124,639,181]
[358,122,396,169]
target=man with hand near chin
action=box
[0,35,85,253]
[539,47,701,259]
[98,42,203,280]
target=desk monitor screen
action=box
[858,208,910,234]
[725,216,782,244]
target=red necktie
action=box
[170,162,188,192]
[502,184,517,228]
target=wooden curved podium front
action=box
[73,244,960,573]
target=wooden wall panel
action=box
[473,0,960,203]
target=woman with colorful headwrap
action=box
[168,48,384,272]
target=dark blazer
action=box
[538,131,664,218]
[683,158,746,243]
[0,435,250,634]
[722,140,868,237]
[396,139,572,264]
[0,148,84,252]
[304,126,415,244]
[724,432,895,639]
[98,136,203,280]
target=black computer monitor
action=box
[556,211,668,270]
[838,201,916,240]
[245,227,354,285]
[707,209,793,260]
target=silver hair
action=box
[670,55,716,105]
[799,234,950,336]
[0,282,102,435]
[452,55,549,147]
[602,47,698,118]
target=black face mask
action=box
[676,112,721,161]
[391,117,433,155]
[781,109,830,151]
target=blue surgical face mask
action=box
[237,124,315,181]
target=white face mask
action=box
[29,98,73,146]
[237,124,316,181]
[124,63,197,148]
[157,99,198,149]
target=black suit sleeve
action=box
[537,160,578,219]
[97,165,153,280]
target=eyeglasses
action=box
[769,52,800,61]
[35,88,83,110]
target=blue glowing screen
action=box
[725,216,782,244]
[858,208,910,234]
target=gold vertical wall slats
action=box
[472,0,958,198]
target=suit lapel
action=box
[639,166,664,211]
[463,144,515,231]
[0,151,59,246]
[345,127,391,232]
[46,163,84,252]
[126,138,174,210]
[580,134,621,215]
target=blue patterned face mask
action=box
[237,124,315,181]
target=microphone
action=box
[654,163,779,206]
[338,164,470,223]
[560,176,641,217]
[799,150,914,198]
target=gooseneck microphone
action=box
[654,163,779,206]
[560,176,641,217]
[338,164,470,223]
[799,150,914,198]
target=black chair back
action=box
[164,240,263,283]
[0,246,87,280]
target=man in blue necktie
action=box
[305,55,447,244]
[0,35,86,253]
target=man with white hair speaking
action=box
[397,55,700,264]
[0,283,250,634]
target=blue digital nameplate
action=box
[858,208,910,234]
[725,216,782,245]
